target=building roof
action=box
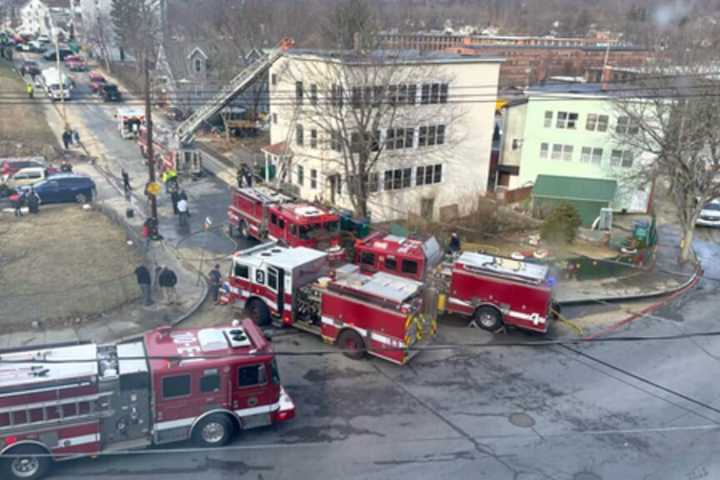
[262,142,289,156]
[532,175,617,202]
[526,82,610,97]
[457,44,647,52]
[287,48,503,65]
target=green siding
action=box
[533,175,616,202]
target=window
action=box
[310,129,318,148]
[586,113,597,131]
[200,369,220,393]
[562,145,573,161]
[238,365,267,387]
[431,83,440,103]
[330,130,341,152]
[268,268,278,290]
[621,151,634,168]
[393,169,402,190]
[440,83,448,103]
[402,168,412,188]
[384,170,393,190]
[544,111,553,128]
[271,73,277,86]
[295,124,304,146]
[309,84,318,105]
[591,148,603,164]
[610,149,622,167]
[351,87,362,108]
[597,115,609,132]
[297,165,304,186]
[581,146,592,163]
[368,172,379,193]
[616,116,639,135]
[162,374,191,399]
[295,81,303,105]
[335,174,342,195]
[331,84,344,108]
[360,252,375,265]
[405,128,414,148]
[384,257,397,270]
[512,139,522,150]
[385,128,396,150]
[551,144,562,160]
[234,263,249,279]
[540,142,549,159]
[272,113,277,125]
[418,126,427,146]
[421,84,430,104]
[407,84,417,105]
[436,125,445,145]
[416,165,442,186]
[556,111,572,129]
[401,260,418,274]
[567,113,578,129]
[310,169,317,189]
[194,58,202,73]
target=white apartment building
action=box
[268,49,502,222]
[19,0,51,36]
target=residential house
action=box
[497,82,654,217]
[268,49,503,222]
[18,0,69,37]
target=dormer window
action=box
[194,58,202,73]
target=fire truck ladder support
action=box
[174,38,295,146]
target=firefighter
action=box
[12,190,26,217]
[208,264,223,304]
[26,187,40,214]
[448,232,461,255]
[61,160,73,172]
[236,167,243,188]
[177,193,189,228]
[26,82,33,98]
[121,168,131,195]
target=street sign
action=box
[146,181,162,196]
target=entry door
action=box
[420,197,435,219]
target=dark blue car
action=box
[19,174,96,204]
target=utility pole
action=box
[49,15,68,130]
[144,56,158,222]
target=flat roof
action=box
[287,48,503,65]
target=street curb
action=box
[584,263,703,339]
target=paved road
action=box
[14,55,720,480]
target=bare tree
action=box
[86,13,113,72]
[615,35,720,262]
[280,50,464,219]
[110,0,159,68]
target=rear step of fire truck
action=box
[174,38,294,146]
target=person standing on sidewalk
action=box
[62,130,71,150]
[208,264,223,304]
[177,195,189,228]
[158,266,178,305]
[134,264,153,306]
[121,168,132,196]
[170,188,180,215]
[26,83,33,98]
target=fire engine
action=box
[223,242,436,364]
[354,232,444,282]
[0,320,294,480]
[228,187,345,261]
[138,125,176,172]
[442,252,556,334]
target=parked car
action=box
[64,55,87,71]
[17,174,96,204]
[1,157,47,181]
[5,166,59,190]
[42,47,74,61]
[36,34,50,44]
[20,60,40,76]
[26,40,44,52]
[696,200,720,227]
[89,71,107,93]
[100,83,122,102]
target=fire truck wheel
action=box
[192,414,234,447]
[473,306,503,331]
[247,299,271,326]
[2,445,51,480]
[337,329,366,360]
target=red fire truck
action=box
[443,252,556,334]
[223,243,435,364]
[354,232,444,282]
[228,187,344,261]
[0,320,294,480]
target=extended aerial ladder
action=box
[174,38,295,146]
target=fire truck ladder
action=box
[174,38,295,146]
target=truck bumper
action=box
[272,387,295,423]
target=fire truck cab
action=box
[0,320,294,480]
[225,243,435,364]
[445,252,555,334]
[354,232,444,282]
[228,187,344,260]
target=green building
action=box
[498,83,653,220]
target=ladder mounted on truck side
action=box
[174,38,295,146]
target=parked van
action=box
[40,67,72,100]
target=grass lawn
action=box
[0,59,59,148]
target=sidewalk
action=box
[555,224,699,305]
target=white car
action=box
[697,200,720,227]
